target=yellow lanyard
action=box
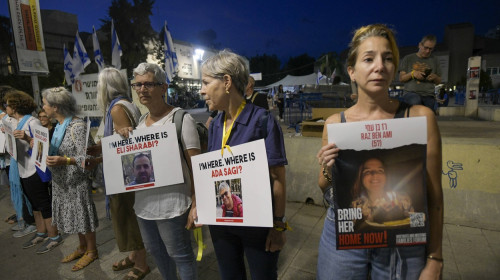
[221,100,246,156]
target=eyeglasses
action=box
[131,82,164,91]
[38,115,48,119]
[421,45,434,52]
[220,191,229,198]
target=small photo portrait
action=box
[36,141,44,162]
[121,151,155,186]
[215,178,243,218]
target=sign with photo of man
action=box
[191,139,273,227]
[101,123,184,195]
[327,117,428,249]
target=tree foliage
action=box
[282,53,315,77]
[249,54,283,87]
[99,0,157,76]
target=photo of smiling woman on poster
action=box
[351,157,414,227]
[215,180,243,218]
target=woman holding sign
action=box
[4,90,62,253]
[42,87,99,272]
[200,50,288,279]
[87,67,150,278]
[316,24,443,279]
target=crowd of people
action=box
[0,23,444,280]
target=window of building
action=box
[487,67,499,75]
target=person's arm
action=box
[426,73,441,85]
[317,113,341,193]
[266,165,286,252]
[185,147,201,229]
[411,106,443,279]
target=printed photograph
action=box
[121,151,155,186]
[36,141,43,162]
[215,178,243,218]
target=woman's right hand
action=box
[316,143,340,169]
[116,127,133,138]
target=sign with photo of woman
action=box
[191,139,273,227]
[2,120,16,160]
[327,117,428,249]
[30,123,49,171]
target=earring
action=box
[225,89,230,94]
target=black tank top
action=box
[340,102,411,123]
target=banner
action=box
[327,117,428,249]
[191,139,273,227]
[30,124,48,171]
[8,0,49,73]
[101,123,184,195]
[2,120,17,161]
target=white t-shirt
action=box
[134,107,200,220]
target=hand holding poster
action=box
[101,123,184,195]
[2,120,17,161]
[191,139,273,227]
[327,117,428,249]
[30,124,48,171]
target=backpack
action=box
[172,109,208,154]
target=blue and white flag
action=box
[317,71,325,85]
[164,21,177,84]
[63,44,74,85]
[92,26,105,72]
[73,30,90,78]
[111,20,122,70]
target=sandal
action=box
[5,214,17,224]
[123,267,151,280]
[72,250,98,271]
[112,256,135,271]
[61,246,86,263]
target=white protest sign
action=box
[101,123,184,195]
[2,120,16,160]
[0,126,5,153]
[30,124,49,172]
[191,139,273,227]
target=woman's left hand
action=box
[185,205,201,230]
[265,228,286,252]
[419,259,443,280]
[46,155,66,167]
[13,130,28,141]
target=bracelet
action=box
[411,70,415,80]
[322,167,332,183]
[273,222,292,232]
[66,157,71,165]
[427,255,443,262]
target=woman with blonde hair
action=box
[316,24,443,279]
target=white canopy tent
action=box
[264,73,329,88]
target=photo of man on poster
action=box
[124,152,155,186]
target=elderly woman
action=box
[4,90,62,253]
[42,87,98,271]
[316,24,443,279]
[218,181,243,218]
[88,67,149,279]
[118,62,199,280]
[200,50,288,279]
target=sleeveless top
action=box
[340,102,411,123]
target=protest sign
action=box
[30,124,48,172]
[191,139,273,227]
[327,117,428,249]
[101,123,184,195]
[2,120,16,160]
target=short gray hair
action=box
[218,181,230,193]
[42,87,78,117]
[97,67,130,112]
[202,50,249,96]
[133,63,166,83]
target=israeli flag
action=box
[164,21,178,84]
[63,44,74,85]
[111,20,122,70]
[73,31,90,78]
[93,26,105,72]
[317,71,325,85]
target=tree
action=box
[283,53,315,77]
[249,54,282,87]
[99,0,157,76]
[317,52,346,83]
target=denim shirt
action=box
[208,103,287,167]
